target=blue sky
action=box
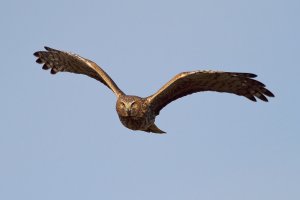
[0,0,299,199]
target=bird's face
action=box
[116,96,142,117]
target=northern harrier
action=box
[34,47,274,133]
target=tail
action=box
[145,124,166,134]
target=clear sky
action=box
[0,0,299,199]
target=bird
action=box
[34,46,274,134]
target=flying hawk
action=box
[34,47,274,133]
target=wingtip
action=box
[246,95,257,102]
[257,94,269,102]
[232,72,257,78]
[35,58,43,64]
[50,68,58,74]
[157,130,167,134]
[265,89,275,97]
[33,52,39,57]
[42,64,50,70]
[249,73,257,78]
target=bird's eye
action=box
[120,102,125,108]
[131,102,138,109]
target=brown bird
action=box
[34,47,274,134]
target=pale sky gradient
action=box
[0,0,299,200]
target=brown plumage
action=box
[34,46,275,134]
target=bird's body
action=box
[116,95,154,132]
[34,47,274,134]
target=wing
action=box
[34,46,124,97]
[147,70,274,115]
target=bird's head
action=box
[116,95,143,117]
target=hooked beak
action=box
[125,106,131,116]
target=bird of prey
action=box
[34,47,274,134]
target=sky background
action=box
[0,0,299,199]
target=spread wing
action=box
[147,70,274,115]
[34,46,124,97]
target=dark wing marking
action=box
[34,46,124,97]
[147,70,274,115]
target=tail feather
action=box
[145,124,166,134]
